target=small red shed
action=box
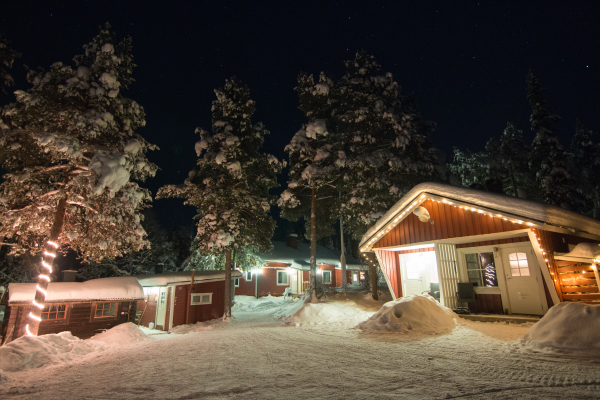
[135,270,242,331]
[3,276,143,344]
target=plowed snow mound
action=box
[0,323,149,372]
[0,332,99,372]
[89,322,149,344]
[519,302,600,353]
[290,302,373,326]
[356,295,456,334]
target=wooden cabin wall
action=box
[319,264,337,289]
[456,236,528,248]
[6,301,135,344]
[335,270,342,287]
[257,267,288,297]
[173,282,225,329]
[374,199,525,248]
[376,250,402,298]
[537,230,600,304]
[137,296,157,328]
[164,288,172,331]
[235,273,256,296]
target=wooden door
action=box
[501,246,545,315]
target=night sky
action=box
[1,1,599,235]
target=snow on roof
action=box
[259,241,363,270]
[135,270,243,287]
[554,242,600,262]
[360,182,600,249]
[8,276,143,304]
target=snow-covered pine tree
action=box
[0,23,157,335]
[570,120,600,216]
[0,34,20,93]
[526,70,576,209]
[279,72,340,302]
[334,51,437,299]
[158,78,283,317]
[449,147,492,190]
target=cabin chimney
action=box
[62,270,77,282]
[286,234,298,249]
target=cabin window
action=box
[41,304,67,320]
[322,270,332,284]
[190,293,212,305]
[234,278,240,287]
[508,252,530,276]
[245,271,252,281]
[465,252,498,287]
[95,302,117,317]
[277,270,289,285]
[360,272,366,281]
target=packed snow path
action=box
[2,295,600,399]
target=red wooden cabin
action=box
[3,276,143,344]
[135,270,242,331]
[359,183,600,315]
[235,237,366,298]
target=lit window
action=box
[322,270,332,284]
[245,271,252,281]
[190,293,212,305]
[41,304,67,320]
[234,278,240,287]
[277,270,289,285]
[95,302,117,317]
[509,252,530,276]
[465,252,498,287]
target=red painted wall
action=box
[172,281,225,328]
[376,250,402,298]
[319,264,336,287]
[335,270,342,287]
[257,267,289,297]
[235,272,256,296]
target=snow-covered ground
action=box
[2,293,600,399]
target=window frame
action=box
[464,251,498,288]
[322,270,332,284]
[234,278,240,287]
[245,270,252,281]
[277,270,289,286]
[41,303,68,321]
[190,292,212,305]
[94,302,118,318]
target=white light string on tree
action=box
[25,240,59,336]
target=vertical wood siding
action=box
[235,273,256,296]
[376,250,402,299]
[335,270,342,287]
[435,244,460,309]
[258,267,288,297]
[374,199,525,248]
[456,236,528,248]
[164,287,172,331]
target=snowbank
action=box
[0,323,148,372]
[89,322,149,345]
[290,301,373,326]
[519,302,600,354]
[356,295,456,335]
[171,319,225,334]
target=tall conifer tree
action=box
[158,78,282,317]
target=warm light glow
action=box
[47,241,59,248]
[39,274,50,282]
[43,251,56,258]
[28,312,41,322]
[25,324,34,336]
[36,285,47,296]
[41,260,53,273]
[32,299,45,309]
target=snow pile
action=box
[519,302,600,354]
[0,332,99,372]
[233,294,295,312]
[171,319,226,334]
[290,301,373,327]
[356,295,456,335]
[558,242,600,261]
[0,323,148,373]
[89,322,149,345]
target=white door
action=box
[290,273,298,294]
[400,252,437,296]
[501,247,545,315]
[156,287,168,327]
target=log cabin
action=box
[358,182,600,315]
[135,270,242,331]
[235,237,366,298]
[3,276,143,344]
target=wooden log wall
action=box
[375,199,525,248]
[376,250,402,299]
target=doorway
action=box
[399,252,439,297]
[156,287,168,328]
[500,246,545,315]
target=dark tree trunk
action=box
[223,250,232,318]
[369,263,378,300]
[309,187,317,302]
[29,196,67,336]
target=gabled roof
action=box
[259,241,363,270]
[360,182,600,251]
[136,270,243,287]
[8,276,144,304]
